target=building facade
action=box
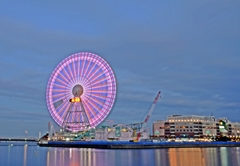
[153,115,240,141]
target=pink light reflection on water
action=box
[1,143,240,166]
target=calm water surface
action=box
[0,142,240,166]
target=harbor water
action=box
[1,142,240,166]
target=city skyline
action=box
[0,1,239,137]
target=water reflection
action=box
[168,148,205,166]
[1,142,240,166]
[23,145,27,166]
[44,147,240,166]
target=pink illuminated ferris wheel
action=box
[46,52,116,131]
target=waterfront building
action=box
[152,115,240,141]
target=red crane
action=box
[141,91,161,131]
[130,91,161,141]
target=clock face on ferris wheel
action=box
[46,52,116,131]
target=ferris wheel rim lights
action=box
[46,52,116,131]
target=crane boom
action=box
[140,91,161,132]
[142,91,161,126]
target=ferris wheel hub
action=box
[72,84,83,97]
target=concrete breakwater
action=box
[38,141,240,149]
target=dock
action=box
[38,141,240,149]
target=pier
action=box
[0,137,38,142]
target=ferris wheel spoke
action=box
[82,60,89,77]
[83,92,92,99]
[84,89,92,96]
[64,67,75,85]
[91,86,108,92]
[90,90,108,96]
[83,58,91,78]
[82,99,99,119]
[82,103,94,122]
[80,58,86,78]
[67,62,74,79]
[55,77,68,87]
[91,84,108,91]
[91,74,107,83]
[84,61,95,79]
[78,77,87,86]
[87,95,105,106]
[83,81,92,90]
[72,78,78,87]
[91,78,108,87]
[52,93,65,100]
[88,97,105,113]
[65,92,72,100]
[52,89,66,93]
[78,59,83,78]
[92,87,108,93]
[49,92,64,100]
[91,95,114,104]
[77,58,81,78]
[57,72,70,86]
[89,96,106,108]
[77,77,85,86]
[56,100,68,114]
[86,65,102,83]
[52,94,65,101]
[58,102,71,119]
[85,59,95,78]
[62,67,72,82]
[53,83,67,90]
[89,94,110,105]
[72,59,77,78]
[51,84,66,91]
[82,80,91,88]
[89,71,107,85]
[81,103,91,124]
[84,99,99,116]
[84,63,98,81]
[91,68,105,82]
[90,91,108,97]
[52,91,70,103]
[92,80,113,88]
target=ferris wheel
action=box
[46,52,116,132]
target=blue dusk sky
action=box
[0,1,240,137]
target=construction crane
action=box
[141,91,161,131]
[127,91,161,141]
